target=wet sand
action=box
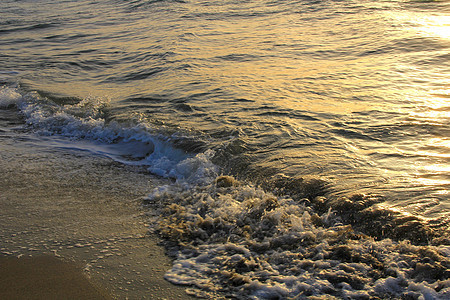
[0,110,195,299]
[0,255,110,300]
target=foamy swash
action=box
[2,86,449,299]
[0,86,217,182]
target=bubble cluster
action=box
[149,176,450,299]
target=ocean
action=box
[1,0,449,298]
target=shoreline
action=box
[0,115,195,299]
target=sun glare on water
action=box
[383,8,450,192]
[416,15,450,40]
[386,9,450,41]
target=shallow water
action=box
[1,0,449,298]
[0,109,194,299]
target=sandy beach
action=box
[0,111,195,299]
[0,255,111,299]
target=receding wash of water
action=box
[1,0,449,299]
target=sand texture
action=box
[0,110,195,299]
[0,255,110,300]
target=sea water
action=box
[1,0,449,298]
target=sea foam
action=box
[147,176,450,299]
[0,86,216,182]
[0,86,22,108]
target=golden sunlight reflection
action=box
[418,138,450,158]
[423,164,450,174]
[415,15,450,40]
[387,11,450,41]
[414,136,450,188]
[386,10,450,192]
[413,175,450,189]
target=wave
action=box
[0,86,216,183]
[1,85,447,242]
[0,22,56,34]
[2,85,449,299]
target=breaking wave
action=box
[2,85,449,299]
[0,86,217,182]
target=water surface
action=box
[1,0,449,298]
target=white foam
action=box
[0,86,23,107]
[150,176,450,299]
[3,87,217,182]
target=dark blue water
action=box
[1,0,449,298]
